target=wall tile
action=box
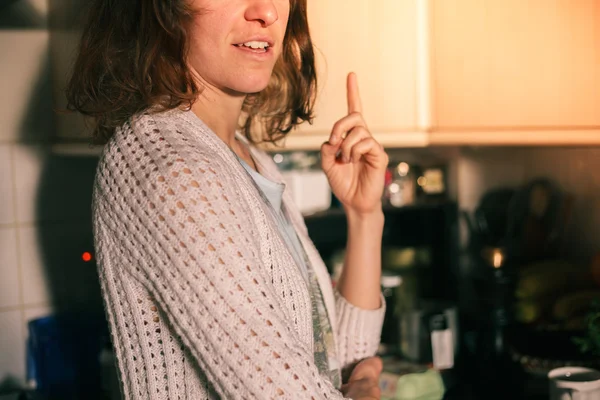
[0,31,53,143]
[13,145,44,224]
[0,0,48,28]
[0,228,21,308]
[18,225,49,305]
[0,310,26,385]
[13,145,98,224]
[33,153,99,223]
[19,222,102,311]
[0,145,15,225]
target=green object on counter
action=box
[381,369,445,400]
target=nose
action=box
[244,0,279,27]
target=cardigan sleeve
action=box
[92,130,352,399]
[334,289,386,369]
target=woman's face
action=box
[186,0,291,96]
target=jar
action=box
[380,271,403,352]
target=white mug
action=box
[548,367,600,400]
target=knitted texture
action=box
[92,108,385,399]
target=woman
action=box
[67,0,388,398]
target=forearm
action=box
[336,207,384,310]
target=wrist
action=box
[346,206,384,230]
[345,203,384,223]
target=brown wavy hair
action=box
[65,0,317,145]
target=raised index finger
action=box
[347,72,363,114]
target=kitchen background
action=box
[1,0,599,398]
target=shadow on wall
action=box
[20,47,55,144]
[0,0,46,29]
[0,0,107,393]
[33,154,103,313]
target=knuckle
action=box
[356,126,371,137]
[332,119,345,134]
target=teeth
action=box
[240,41,269,49]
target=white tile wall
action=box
[0,145,15,225]
[0,310,26,386]
[0,228,21,308]
[18,226,50,306]
[0,31,50,143]
[13,145,45,224]
[0,0,71,385]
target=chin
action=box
[227,72,274,95]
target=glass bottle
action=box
[380,271,403,355]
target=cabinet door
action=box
[431,0,600,130]
[282,0,425,149]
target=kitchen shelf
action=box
[262,127,600,151]
[262,130,430,151]
[51,143,102,157]
[429,128,600,146]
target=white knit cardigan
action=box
[92,108,385,399]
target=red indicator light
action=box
[82,252,93,262]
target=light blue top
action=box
[237,158,309,284]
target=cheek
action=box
[281,1,291,28]
[188,19,227,64]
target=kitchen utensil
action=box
[400,301,459,365]
[549,367,600,400]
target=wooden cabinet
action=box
[429,0,600,145]
[284,0,600,149]
[281,0,429,150]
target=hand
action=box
[321,72,389,216]
[340,357,383,400]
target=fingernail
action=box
[330,137,338,145]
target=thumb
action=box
[349,357,383,382]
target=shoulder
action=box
[95,109,250,216]
[100,109,237,180]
